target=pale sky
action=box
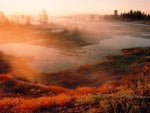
[0,0,150,16]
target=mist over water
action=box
[0,21,149,76]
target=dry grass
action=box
[0,94,71,113]
[0,72,149,113]
[0,47,149,113]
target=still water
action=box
[0,22,149,73]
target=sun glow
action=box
[0,0,149,16]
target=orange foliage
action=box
[0,94,71,113]
[98,83,117,94]
[48,85,69,94]
[71,87,98,96]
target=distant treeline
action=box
[104,10,150,21]
[0,10,150,26]
[0,10,48,27]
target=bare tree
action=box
[39,10,48,27]
[0,11,6,25]
[26,16,31,25]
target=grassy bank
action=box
[0,47,149,113]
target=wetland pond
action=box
[0,22,149,73]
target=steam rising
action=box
[0,18,149,85]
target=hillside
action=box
[0,47,149,113]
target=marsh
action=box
[0,21,149,85]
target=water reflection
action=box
[0,34,149,73]
[100,35,150,49]
[0,22,150,73]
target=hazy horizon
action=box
[0,0,150,16]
